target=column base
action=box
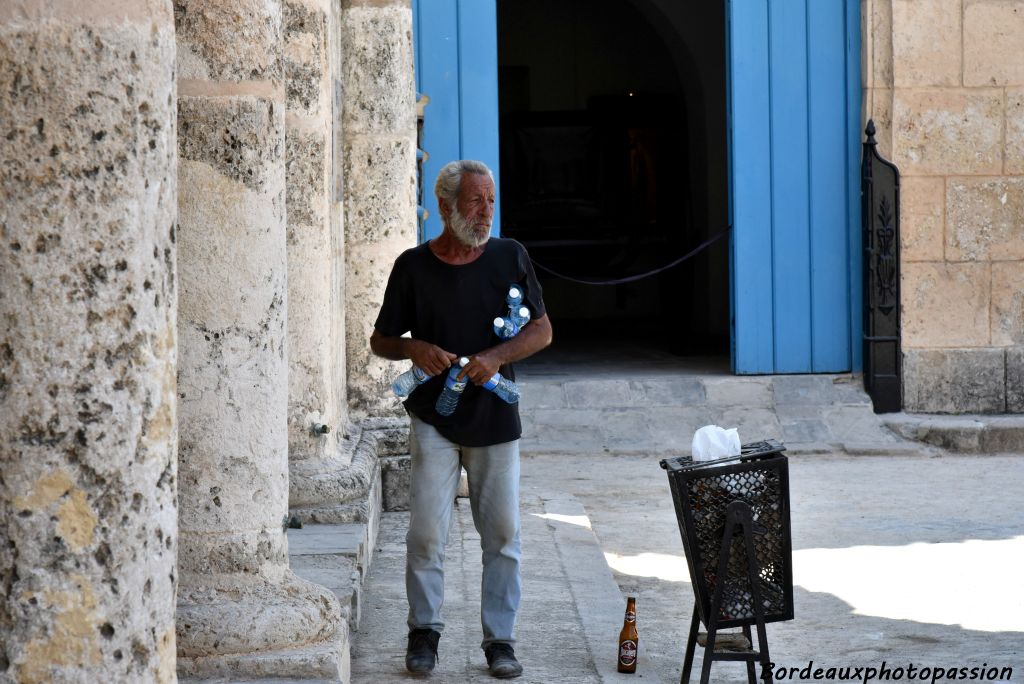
[289,418,408,523]
[177,629,348,681]
[177,571,345,680]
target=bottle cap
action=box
[508,287,520,298]
[518,307,530,318]
[494,317,505,327]
[459,357,469,366]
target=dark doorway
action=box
[497,0,729,357]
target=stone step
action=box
[178,638,347,683]
[882,413,1024,453]
[288,523,373,631]
[515,373,915,456]
[283,516,381,683]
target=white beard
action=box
[449,206,491,248]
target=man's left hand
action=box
[459,349,503,385]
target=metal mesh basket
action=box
[661,440,793,629]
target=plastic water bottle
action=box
[435,357,469,416]
[510,305,531,328]
[392,365,431,398]
[483,372,520,404]
[493,316,520,340]
[506,286,522,309]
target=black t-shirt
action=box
[374,238,546,446]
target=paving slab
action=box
[351,496,639,683]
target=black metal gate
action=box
[861,120,902,413]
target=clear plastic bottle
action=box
[392,365,432,398]
[493,316,520,340]
[435,357,470,416]
[483,372,520,404]
[510,305,531,328]
[506,286,522,309]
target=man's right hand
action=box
[405,339,458,377]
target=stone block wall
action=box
[865,0,1024,413]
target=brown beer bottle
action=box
[617,596,639,673]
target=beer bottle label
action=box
[618,639,638,666]
[625,610,636,622]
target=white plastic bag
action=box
[691,425,741,462]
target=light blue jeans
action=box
[406,415,522,649]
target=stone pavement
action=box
[351,452,1024,683]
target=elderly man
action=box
[370,160,552,678]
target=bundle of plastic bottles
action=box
[393,284,527,416]
[492,285,531,339]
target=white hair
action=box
[434,160,494,210]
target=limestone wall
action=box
[0,1,178,681]
[341,0,418,416]
[865,0,1024,413]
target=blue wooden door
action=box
[413,0,501,241]
[728,0,862,373]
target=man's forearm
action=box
[487,315,553,366]
[371,331,459,375]
[369,331,411,361]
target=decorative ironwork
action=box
[875,195,897,315]
[861,120,902,413]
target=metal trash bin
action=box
[661,440,793,684]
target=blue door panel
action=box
[845,0,864,373]
[768,0,812,373]
[457,0,501,223]
[729,0,861,374]
[808,0,851,372]
[728,0,775,374]
[415,0,460,242]
[414,0,501,242]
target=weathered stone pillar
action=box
[342,0,419,416]
[284,0,346,464]
[174,0,343,678]
[283,0,366,525]
[0,1,178,681]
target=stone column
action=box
[0,1,178,681]
[174,0,343,678]
[283,0,365,523]
[342,0,419,416]
[284,0,346,464]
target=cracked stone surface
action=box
[0,2,178,681]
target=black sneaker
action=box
[485,643,523,679]
[406,628,440,674]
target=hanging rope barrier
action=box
[529,227,730,286]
